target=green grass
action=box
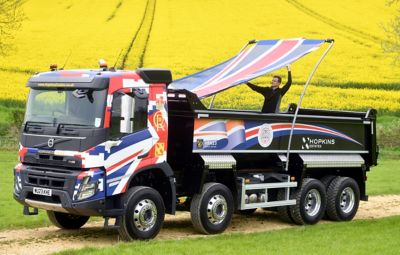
[0,151,51,230]
[55,215,400,255]
[377,116,400,149]
[0,100,24,139]
[367,157,400,195]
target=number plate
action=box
[33,187,52,196]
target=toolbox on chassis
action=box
[14,39,378,240]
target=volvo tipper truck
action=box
[14,39,378,240]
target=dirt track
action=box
[1,195,400,255]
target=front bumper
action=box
[14,187,106,216]
[14,164,124,217]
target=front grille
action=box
[23,153,82,169]
[21,165,79,196]
[27,173,65,188]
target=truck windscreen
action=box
[24,88,107,128]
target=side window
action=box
[132,89,148,131]
[110,89,148,138]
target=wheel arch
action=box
[198,168,238,208]
[126,162,176,214]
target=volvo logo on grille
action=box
[47,138,55,148]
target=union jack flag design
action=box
[193,119,363,151]
[171,39,325,98]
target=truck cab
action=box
[15,67,175,238]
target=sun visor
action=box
[137,68,172,85]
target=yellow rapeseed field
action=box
[0,0,399,113]
[144,0,399,113]
[0,0,147,101]
[145,0,397,83]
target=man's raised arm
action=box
[281,65,292,96]
[246,82,266,94]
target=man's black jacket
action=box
[247,71,292,113]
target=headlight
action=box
[14,175,22,194]
[76,176,98,201]
[14,165,22,194]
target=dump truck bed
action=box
[167,90,377,170]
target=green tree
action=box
[0,0,24,56]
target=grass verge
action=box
[54,215,400,255]
[367,156,400,195]
[0,151,50,229]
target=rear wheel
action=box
[321,175,336,191]
[119,186,165,241]
[290,178,326,225]
[47,211,89,229]
[190,182,234,234]
[326,177,360,221]
[320,175,337,219]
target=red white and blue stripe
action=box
[244,122,362,148]
[171,39,325,98]
[193,120,362,151]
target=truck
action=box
[14,39,378,240]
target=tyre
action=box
[190,182,234,234]
[290,178,326,225]
[326,177,360,221]
[119,186,165,241]
[276,188,294,223]
[47,211,89,229]
[320,175,337,219]
[320,175,336,191]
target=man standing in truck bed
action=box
[246,65,292,113]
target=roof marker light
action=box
[99,59,108,70]
[50,64,58,71]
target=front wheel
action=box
[47,211,89,229]
[190,182,234,234]
[326,177,360,221]
[119,186,165,241]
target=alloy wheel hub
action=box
[133,199,157,231]
[207,195,227,225]
[304,189,321,217]
[340,187,355,213]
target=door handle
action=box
[105,140,121,152]
[138,152,149,159]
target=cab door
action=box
[104,88,152,196]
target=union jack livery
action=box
[193,119,363,152]
[14,39,378,241]
[171,39,324,98]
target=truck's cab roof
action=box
[27,68,172,89]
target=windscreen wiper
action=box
[56,123,92,134]
[24,121,52,132]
